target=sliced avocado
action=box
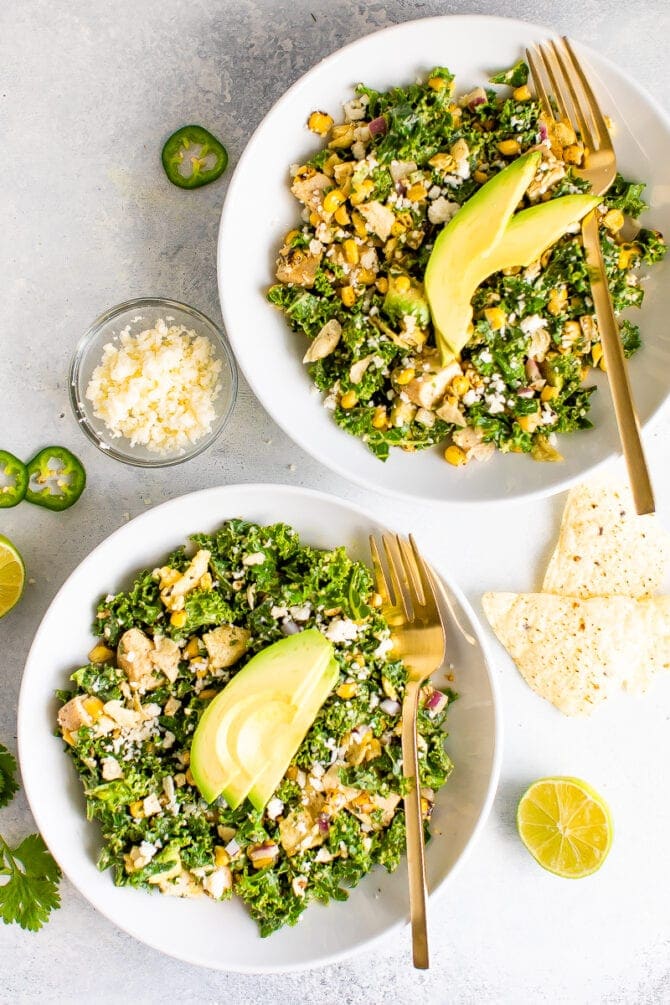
[383,275,431,327]
[483,194,601,273]
[425,151,541,361]
[248,655,339,812]
[190,629,336,808]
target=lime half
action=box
[517,776,613,878]
[0,534,25,618]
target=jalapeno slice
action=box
[0,450,29,509]
[161,125,228,189]
[25,447,86,511]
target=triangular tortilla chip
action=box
[482,592,670,716]
[542,480,670,599]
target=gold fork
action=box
[527,37,654,515]
[369,533,446,970]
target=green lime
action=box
[0,534,25,618]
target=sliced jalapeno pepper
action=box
[0,450,28,509]
[161,125,228,189]
[25,447,86,511]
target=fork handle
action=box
[401,678,429,969]
[581,211,654,514]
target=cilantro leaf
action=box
[0,744,18,809]
[0,833,61,931]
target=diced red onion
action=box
[468,96,486,110]
[368,115,387,136]
[281,618,300,635]
[225,838,241,857]
[517,387,535,399]
[538,121,548,142]
[425,690,448,713]
[317,814,330,834]
[525,359,542,383]
[380,698,401,716]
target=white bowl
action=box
[18,483,500,972]
[217,15,670,504]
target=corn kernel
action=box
[603,208,624,232]
[451,375,470,397]
[309,210,320,228]
[394,274,411,293]
[337,682,358,699]
[351,211,368,238]
[322,153,340,178]
[358,268,376,285]
[592,343,603,366]
[199,572,213,591]
[307,110,333,136]
[333,204,350,226]
[618,243,639,270]
[484,306,507,329]
[340,389,358,409]
[427,75,449,91]
[513,84,531,101]
[473,169,488,184]
[170,610,188,628]
[540,385,557,402]
[444,444,467,466]
[428,152,455,172]
[395,367,415,386]
[390,220,406,237]
[339,285,357,308]
[62,729,75,747]
[518,410,542,433]
[497,138,521,157]
[420,796,431,816]
[283,229,299,245]
[328,123,355,149]
[214,846,230,868]
[342,238,359,265]
[406,183,427,202]
[88,644,115,664]
[599,356,607,372]
[199,689,218,702]
[184,637,200,659]
[349,179,375,206]
[293,164,313,181]
[375,276,389,294]
[129,800,144,819]
[322,188,345,214]
[547,286,568,316]
[82,696,104,721]
[185,768,195,786]
[371,406,388,430]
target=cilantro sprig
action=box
[0,741,61,931]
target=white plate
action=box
[217,15,670,505]
[18,484,500,972]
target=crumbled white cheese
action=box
[85,319,223,455]
[142,793,162,817]
[324,617,360,644]
[242,552,265,566]
[101,756,123,780]
[373,636,394,658]
[520,314,548,336]
[266,797,284,820]
[202,867,232,899]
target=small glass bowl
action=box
[69,298,238,467]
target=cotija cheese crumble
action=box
[86,318,223,454]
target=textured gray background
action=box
[2,0,670,1001]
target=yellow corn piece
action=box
[83,696,104,721]
[339,285,357,308]
[322,153,340,178]
[427,75,449,91]
[309,210,320,228]
[473,169,488,184]
[323,188,345,214]
[307,110,333,136]
[444,445,467,466]
[199,572,213,591]
[603,208,624,232]
[328,123,355,149]
[214,846,230,868]
[349,179,375,206]
[129,800,144,819]
[517,411,542,433]
[540,385,557,402]
[375,276,388,293]
[371,406,388,430]
[390,219,406,237]
[406,183,427,202]
[395,367,415,386]
[513,85,531,101]
[62,729,75,747]
[592,343,603,366]
[428,152,455,172]
[484,306,507,329]
[351,211,368,238]
[336,682,358,699]
[88,644,115,664]
[198,689,218,701]
[618,243,639,270]
[170,610,188,629]
[342,238,359,265]
[333,203,350,226]
[394,274,411,293]
[340,389,358,409]
[547,287,568,316]
[185,768,195,786]
[497,138,521,157]
[451,375,470,397]
[183,637,200,659]
[358,268,376,285]
[283,229,299,245]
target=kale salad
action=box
[57,521,453,936]
[268,62,666,464]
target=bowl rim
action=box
[69,296,239,468]
[18,481,503,972]
[217,12,670,505]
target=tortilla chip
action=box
[482,592,670,716]
[542,480,670,599]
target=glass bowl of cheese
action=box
[70,298,238,467]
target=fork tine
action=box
[560,37,611,148]
[369,535,391,607]
[548,39,595,151]
[382,534,411,619]
[397,536,440,621]
[407,535,441,618]
[537,43,570,122]
[526,47,553,120]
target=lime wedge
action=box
[517,776,612,878]
[0,534,25,618]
